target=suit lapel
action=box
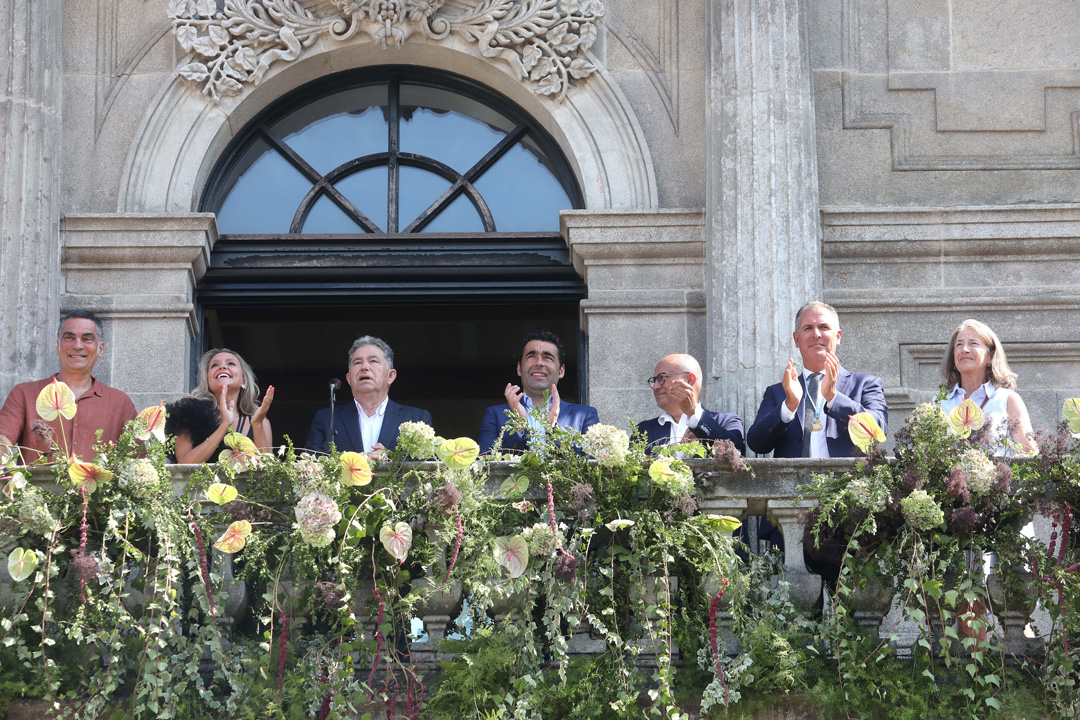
[378,400,401,449]
[338,402,364,453]
[827,366,853,439]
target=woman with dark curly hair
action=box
[166,348,275,464]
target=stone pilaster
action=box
[562,210,706,427]
[60,214,216,409]
[704,0,823,429]
[0,0,63,399]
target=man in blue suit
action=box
[479,330,599,453]
[746,301,888,583]
[637,353,744,454]
[747,302,887,459]
[306,335,432,455]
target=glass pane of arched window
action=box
[399,84,514,173]
[421,193,486,234]
[399,165,455,230]
[330,167,389,233]
[274,85,389,176]
[216,137,314,234]
[303,194,364,233]
[473,136,572,231]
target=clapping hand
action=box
[781,358,802,412]
[505,383,527,419]
[217,384,238,430]
[252,385,274,425]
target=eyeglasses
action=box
[647,371,690,388]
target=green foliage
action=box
[0,397,1077,720]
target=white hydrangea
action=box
[579,424,630,467]
[295,492,342,548]
[900,489,945,531]
[910,402,948,427]
[520,522,557,557]
[119,458,160,499]
[844,466,891,513]
[397,421,437,459]
[959,448,995,496]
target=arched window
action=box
[198,67,587,442]
[208,74,579,235]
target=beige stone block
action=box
[952,0,1080,71]
[107,318,192,397]
[887,0,950,72]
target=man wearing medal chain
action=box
[747,301,888,460]
[746,301,888,583]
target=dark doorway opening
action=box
[203,304,583,448]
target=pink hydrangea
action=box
[295,492,342,548]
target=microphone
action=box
[328,378,341,445]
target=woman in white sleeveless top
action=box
[939,319,1037,455]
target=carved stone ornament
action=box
[169,0,605,104]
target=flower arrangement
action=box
[0,381,1076,720]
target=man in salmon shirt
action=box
[0,310,137,463]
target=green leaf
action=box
[498,474,530,497]
[984,697,1002,710]
[924,579,943,600]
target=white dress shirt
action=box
[355,396,389,453]
[657,403,705,445]
[779,368,830,458]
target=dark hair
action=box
[348,335,394,370]
[519,330,566,367]
[58,309,104,341]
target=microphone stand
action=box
[328,378,341,451]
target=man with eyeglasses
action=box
[637,354,744,453]
[479,330,599,453]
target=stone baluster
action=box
[704,0,823,426]
[0,0,63,400]
[766,499,822,607]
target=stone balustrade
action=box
[4,458,1048,663]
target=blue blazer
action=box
[479,401,600,453]
[746,367,887,458]
[305,398,433,454]
[637,410,745,455]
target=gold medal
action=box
[811,418,823,432]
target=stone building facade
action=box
[2,0,1079,444]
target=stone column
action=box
[562,209,706,427]
[704,0,823,429]
[61,214,216,408]
[0,0,63,399]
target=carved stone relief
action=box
[840,0,1080,170]
[169,0,605,103]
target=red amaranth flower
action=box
[188,509,215,617]
[78,484,89,604]
[441,511,463,586]
[708,577,730,710]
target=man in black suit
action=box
[637,353,744,454]
[306,335,432,455]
